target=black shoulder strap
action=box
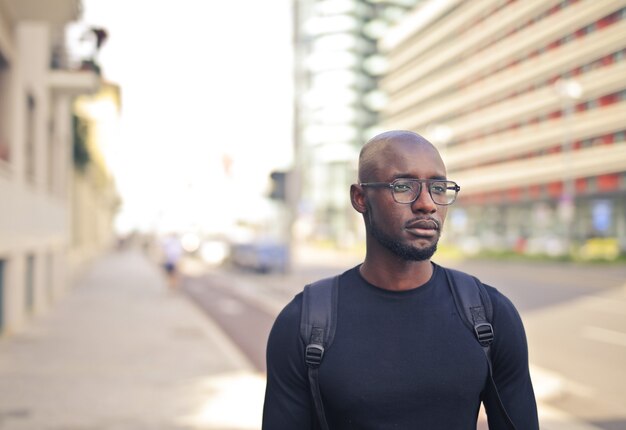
[444,267,517,430]
[444,268,494,350]
[300,275,339,430]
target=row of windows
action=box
[455,12,626,120]
[451,88,626,146]
[463,129,626,172]
[0,63,40,184]
[400,0,593,86]
[0,45,67,196]
[383,4,626,132]
[453,0,624,67]
[458,172,626,207]
[0,252,57,334]
[451,52,626,146]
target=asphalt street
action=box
[181,248,626,430]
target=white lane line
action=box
[181,370,265,429]
[539,404,604,430]
[530,365,564,401]
[583,296,626,315]
[581,326,626,347]
[217,298,245,315]
[530,365,601,430]
[227,279,287,316]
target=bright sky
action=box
[75,0,294,235]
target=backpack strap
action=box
[300,275,339,430]
[444,267,517,430]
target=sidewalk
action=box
[0,250,265,430]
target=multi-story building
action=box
[293,0,420,247]
[71,81,121,267]
[0,0,116,336]
[380,0,626,258]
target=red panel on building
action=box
[507,187,522,202]
[547,146,562,154]
[547,181,563,197]
[548,110,562,120]
[599,93,618,106]
[597,174,619,191]
[529,184,542,199]
[600,134,614,145]
[601,54,614,66]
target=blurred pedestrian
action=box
[161,234,183,290]
[263,130,538,429]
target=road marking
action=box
[530,365,564,401]
[539,404,603,430]
[181,370,265,429]
[584,296,626,315]
[217,298,245,315]
[228,279,287,316]
[582,326,626,347]
[530,364,600,429]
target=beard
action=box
[367,213,439,262]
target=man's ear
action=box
[350,184,367,214]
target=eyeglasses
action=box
[360,178,461,206]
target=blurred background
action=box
[1,0,625,429]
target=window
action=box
[46,252,54,303]
[25,93,36,182]
[48,119,56,193]
[0,52,9,164]
[0,259,5,331]
[25,254,35,313]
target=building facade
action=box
[380,0,626,258]
[0,0,116,336]
[71,82,121,268]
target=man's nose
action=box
[411,186,437,213]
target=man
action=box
[161,233,183,290]
[262,130,539,429]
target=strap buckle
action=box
[305,344,324,368]
[474,322,494,346]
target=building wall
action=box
[380,0,626,257]
[0,20,68,334]
[0,2,112,336]
[70,82,121,269]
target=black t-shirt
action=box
[263,263,539,429]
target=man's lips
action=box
[405,219,439,237]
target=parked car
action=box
[230,239,289,273]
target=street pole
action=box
[555,78,582,255]
[287,0,304,272]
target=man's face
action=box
[362,139,449,261]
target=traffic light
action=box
[269,170,288,201]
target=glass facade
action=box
[293,0,422,246]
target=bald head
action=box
[358,130,442,182]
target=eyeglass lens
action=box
[391,180,457,205]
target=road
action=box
[181,248,626,430]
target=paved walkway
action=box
[0,250,264,430]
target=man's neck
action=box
[359,256,433,292]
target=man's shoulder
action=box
[434,263,517,311]
[303,266,361,290]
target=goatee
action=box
[369,218,438,261]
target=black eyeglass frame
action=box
[360,178,461,206]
